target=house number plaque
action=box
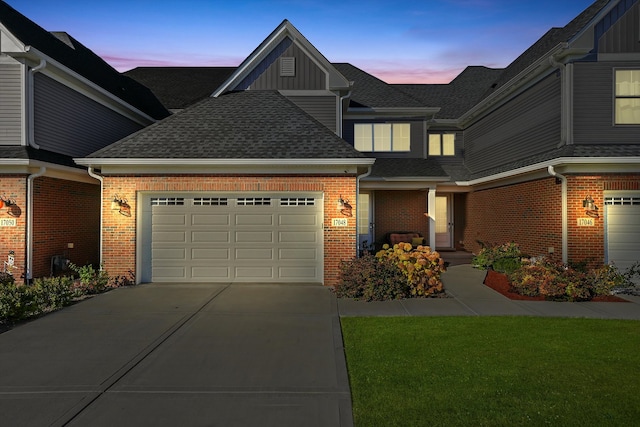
[0,218,17,227]
[577,218,595,227]
[332,218,348,227]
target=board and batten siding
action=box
[464,74,561,174]
[249,42,326,91]
[0,63,23,145]
[573,61,640,144]
[33,73,143,157]
[286,95,337,133]
[598,0,640,55]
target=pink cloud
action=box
[100,53,245,72]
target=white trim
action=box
[0,160,99,184]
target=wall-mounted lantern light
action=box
[583,195,599,218]
[337,195,353,217]
[0,195,19,217]
[111,194,131,217]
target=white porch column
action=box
[427,188,437,249]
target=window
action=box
[428,133,455,156]
[615,69,640,124]
[354,123,410,152]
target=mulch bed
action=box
[483,269,628,302]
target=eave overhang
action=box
[0,158,97,184]
[345,107,440,119]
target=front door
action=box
[435,194,453,249]
[358,192,374,252]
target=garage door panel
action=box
[192,266,230,279]
[191,248,229,260]
[235,248,274,260]
[192,214,230,226]
[606,200,640,273]
[236,231,273,243]
[279,231,318,243]
[153,266,186,279]
[279,248,317,260]
[153,231,187,243]
[192,231,229,243]
[236,214,273,226]
[279,213,317,226]
[153,248,186,260]
[235,266,274,279]
[279,266,318,279]
[153,214,187,226]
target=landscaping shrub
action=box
[376,243,446,297]
[508,258,628,301]
[68,262,110,294]
[336,252,407,301]
[472,241,523,274]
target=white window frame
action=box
[615,69,640,125]
[354,123,410,152]
[428,133,455,156]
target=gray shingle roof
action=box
[87,90,367,159]
[394,66,503,118]
[332,63,426,109]
[368,158,448,179]
[0,1,169,120]
[124,67,236,110]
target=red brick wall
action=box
[101,175,357,286]
[462,174,640,266]
[374,190,428,244]
[32,177,100,277]
[462,178,563,260]
[0,176,27,280]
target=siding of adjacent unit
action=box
[573,61,640,144]
[0,63,23,145]
[33,73,143,157]
[598,0,640,54]
[249,42,326,91]
[464,74,561,174]
[286,95,337,133]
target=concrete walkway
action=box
[338,264,640,319]
[0,283,352,427]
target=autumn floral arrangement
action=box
[335,243,446,301]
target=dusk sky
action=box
[7,0,595,83]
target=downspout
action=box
[337,86,353,137]
[356,165,373,256]
[87,167,104,267]
[547,166,568,264]
[27,59,47,149]
[26,166,46,281]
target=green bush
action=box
[472,241,523,273]
[336,252,408,301]
[68,263,109,294]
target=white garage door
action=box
[147,194,323,283]
[606,195,640,273]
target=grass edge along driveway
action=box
[341,316,640,427]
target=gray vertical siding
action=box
[33,74,143,157]
[286,95,337,133]
[249,42,326,91]
[0,63,23,145]
[598,0,640,54]
[464,74,561,174]
[573,61,640,144]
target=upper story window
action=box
[428,133,455,156]
[354,123,410,152]
[615,69,640,124]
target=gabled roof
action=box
[212,19,351,96]
[0,1,169,120]
[124,67,236,110]
[394,66,503,118]
[333,63,428,110]
[82,90,369,161]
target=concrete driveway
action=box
[0,283,352,427]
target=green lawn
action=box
[341,317,640,427]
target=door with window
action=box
[358,192,374,253]
[435,194,453,249]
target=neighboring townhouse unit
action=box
[111,0,638,286]
[0,1,169,281]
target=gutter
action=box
[87,167,104,267]
[27,59,47,149]
[26,166,46,280]
[547,166,568,264]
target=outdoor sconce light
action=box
[337,195,353,217]
[583,195,599,218]
[0,195,19,217]
[111,194,131,217]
